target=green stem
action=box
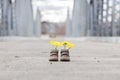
[68,47,71,50]
[64,45,67,49]
[55,46,57,50]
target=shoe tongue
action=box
[51,50,58,53]
[61,52,68,55]
[61,49,69,52]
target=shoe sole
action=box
[60,58,70,62]
[49,58,58,61]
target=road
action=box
[0,39,120,80]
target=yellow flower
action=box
[68,43,74,49]
[50,40,61,47]
[61,41,70,46]
[61,41,74,49]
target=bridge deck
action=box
[0,39,120,80]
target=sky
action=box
[32,0,74,22]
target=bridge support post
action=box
[72,0,88,37]
[15,0,34,36]
[66,9,72,37]
[34,8,41,37]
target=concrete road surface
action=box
[0,39,120,80]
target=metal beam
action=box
[66,8,72,37]
[34,8,41,37]
[72,0,87,37]
[15,0,34,36]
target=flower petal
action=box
[50,40,61,47]
[68,43,74,48]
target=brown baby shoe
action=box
[60,49,70,61]
[49,49,58,61]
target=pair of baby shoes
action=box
[49,40,74,62]
[49,49,70,61]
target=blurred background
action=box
[0,0,120,38]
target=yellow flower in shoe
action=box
[61,41,70,46]
[61,41,74,49]
[50,40,61,47]
[68,43,74,49]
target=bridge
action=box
[0,0,120,37]
[0,0,120,80]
